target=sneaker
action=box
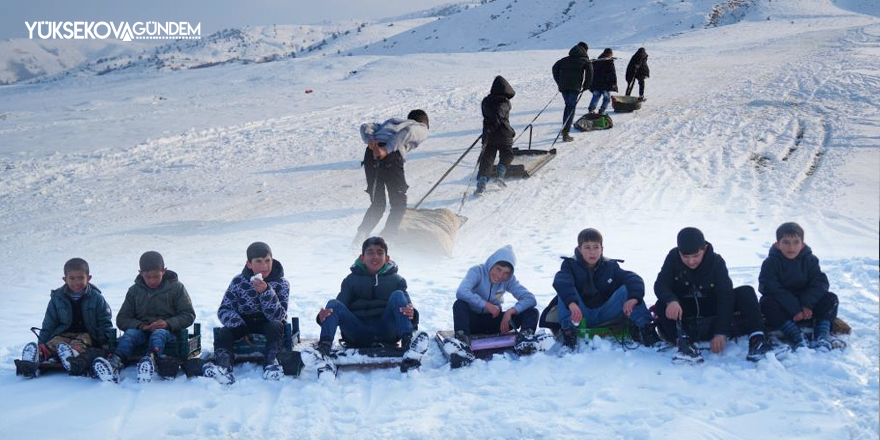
[454,330,471,349]
[514,330,539,356]
[561,131,574,142]
[673,336,704,364]
[403,331,430,361]
[637,96,646,102]
[56,343,78,372]
[558,328,578,356]
[746,334,772,362]
[300,346,337,379]
[262,360,284,381]
[597,108,605,115]
[137,353,156,383]
[202,362,235,385]
[442,335,475,369]
[93,356,123,383]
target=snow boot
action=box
[514,330,539,356]
[496,164,508,180]
[561,130,574,143]
[401,331,429,372]
[17,342,41,378]
[812,319,835,352]
[558,327,578,356]
[137,353,156,383]
[474,176,489,196]
[630,322,662,348]
[780,320,809,352]
[203,350,235,385]
[672,335,704,365]
[746,333,772,362]
[301,343,337,379]
[93,355,124,383]
[263,359,284,381]
[444,332,475,369]
[56,342,78,373]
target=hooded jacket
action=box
[481,76,516,147]
[758,244,830,316]
[552,44,593,93]
[336,259,411,320]
[653,242,735,336]
[359,118,429,161]
[38,283,113,346]
[625,48,650,83]
[553,249,645,310]
[116,270,196,333]
[218,259,290,327]
[589,53,618,92]
[456,245,537,314]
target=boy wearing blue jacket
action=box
[453,245,539,348]
[759,222,840,351]
[552,228,659,354]
[354,109,430,244]
[204,242,290,384]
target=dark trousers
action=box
[477,142,514,178]
[655,286,764,341]
[561,91,580,133]
[214,317,284,365]
[760,291,839,329]
[452,299,539,335]
[357,150,408,238]
[625,78,645,97]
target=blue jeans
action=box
[320,290,413,345]
[561,91,580,133]
[557,285,653,330]
[115,328,176,358]
[588,90,611,113]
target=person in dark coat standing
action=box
[552,42,592,142]
[588,48,618,115]
[476,75,516,195]
[653,227,772,363]
[625,47,649,100]
[354,109,430,245]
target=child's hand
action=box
[568,302,583,325]
[710,334,727,353]
[801,307,813,320]
[399,303,415,320]
[485,302,501,318]
[318,308,333,323]
[252,278,268,293]
[499,309,516,333]
[623,298,638,316]
[145,319,168,331]
[665,301,683,321]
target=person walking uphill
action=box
[354,109,430,246]
[476,75,516,195]
[588,48,617,115]
[625,47,649,101]
[552,42,592,142]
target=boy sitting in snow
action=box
[758,222,841,351]
[549,228,660,355]
[313,236,426,373]
[203,242,290,385]
[93,251,196,383]
[452,245,539,358]
[19,258,113,377]
[654,227,772,363]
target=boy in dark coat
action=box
[354,109,430,245]
[19,258,113,376]
[548,228,659,354]
[552,42,592,142]
[476,76,516,195]
[625,47,649,100]
[204,242,290,384]
[758,222,840,351]
[314,237,426,372]
[588,48,618,115]
[654,228,771,363]
[92,251,196,383]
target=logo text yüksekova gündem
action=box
[25,21,201,41]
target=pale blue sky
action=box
[0,0,457,40]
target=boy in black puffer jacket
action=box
[476,76,516,195]
[759,222,840,352]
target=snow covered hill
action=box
[0,1,877,439]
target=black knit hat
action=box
[139,251,165,271]
[677,227,706,255]
[246,242,272,261]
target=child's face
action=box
[246,255,273,279]
[578,241,603,267]
[140,269,165,289]
[63,270,91,292]
[679,247,706,270]
[775,234,805,260]
[360,245,389,274]
[488,264,512,284]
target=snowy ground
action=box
[0,1,878,439]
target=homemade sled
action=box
[395,208,464,257]
[539,304,631,340]
[611,95,642,113]
[293,334,427,375]
[490,147,558,179]
[574,113,613,132]
[434,330,554,369]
